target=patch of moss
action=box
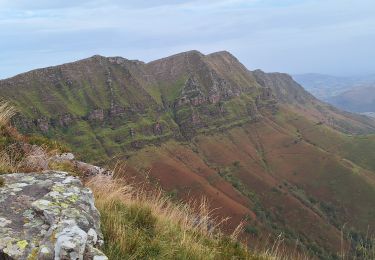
[17,240,28,250]
[48,161,77,175]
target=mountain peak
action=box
[208,50,235,57]
[147,50,204,65]
[149,50,238,65]
[90,54,107,59]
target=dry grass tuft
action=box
[87,174,263,260]
[0,148,21,173]
[0,100,70,174]
[0,100,22,173]
[341,227,375,260]
[252,234,309,260]
[0,100,16,128]
[87,165,312,260]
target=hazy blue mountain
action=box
[293,73,375,113]
[327,86,375,113]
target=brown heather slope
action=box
[1,50,375,258]
[124,105,375,258]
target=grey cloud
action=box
[0,0,375,79]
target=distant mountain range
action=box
[328,86,375,113]
[293,73,375,114]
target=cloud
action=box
[0,0,375,79]
[0,0,96,9]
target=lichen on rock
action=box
[0,171,107,260]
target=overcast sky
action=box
[1,0,375,79]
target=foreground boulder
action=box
[0,171,107,260]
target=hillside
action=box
[327,86,375,113]
[293,73,375,101]
[0,103,272,260]
[1,51,375,258]
[293,73,375,114]
[2,51,375,163]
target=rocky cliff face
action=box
[0,51,273,161]
[0,171,107,260]
[1,50,375,162]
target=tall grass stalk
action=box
[0,100,16,127]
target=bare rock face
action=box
[153,122,163,135]
[73,162,112,177]
[88,109,105,122]
[0,171,108,260]
[58,113,74,127]
[35,118,50,133]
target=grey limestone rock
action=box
[0,171,107,260]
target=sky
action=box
[1,0,375,79]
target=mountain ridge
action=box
[1,50,375,163]
[1,50,375,258]
[2,51,374,135]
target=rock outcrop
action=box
[16,143,113,178]
[0,171,108,260]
